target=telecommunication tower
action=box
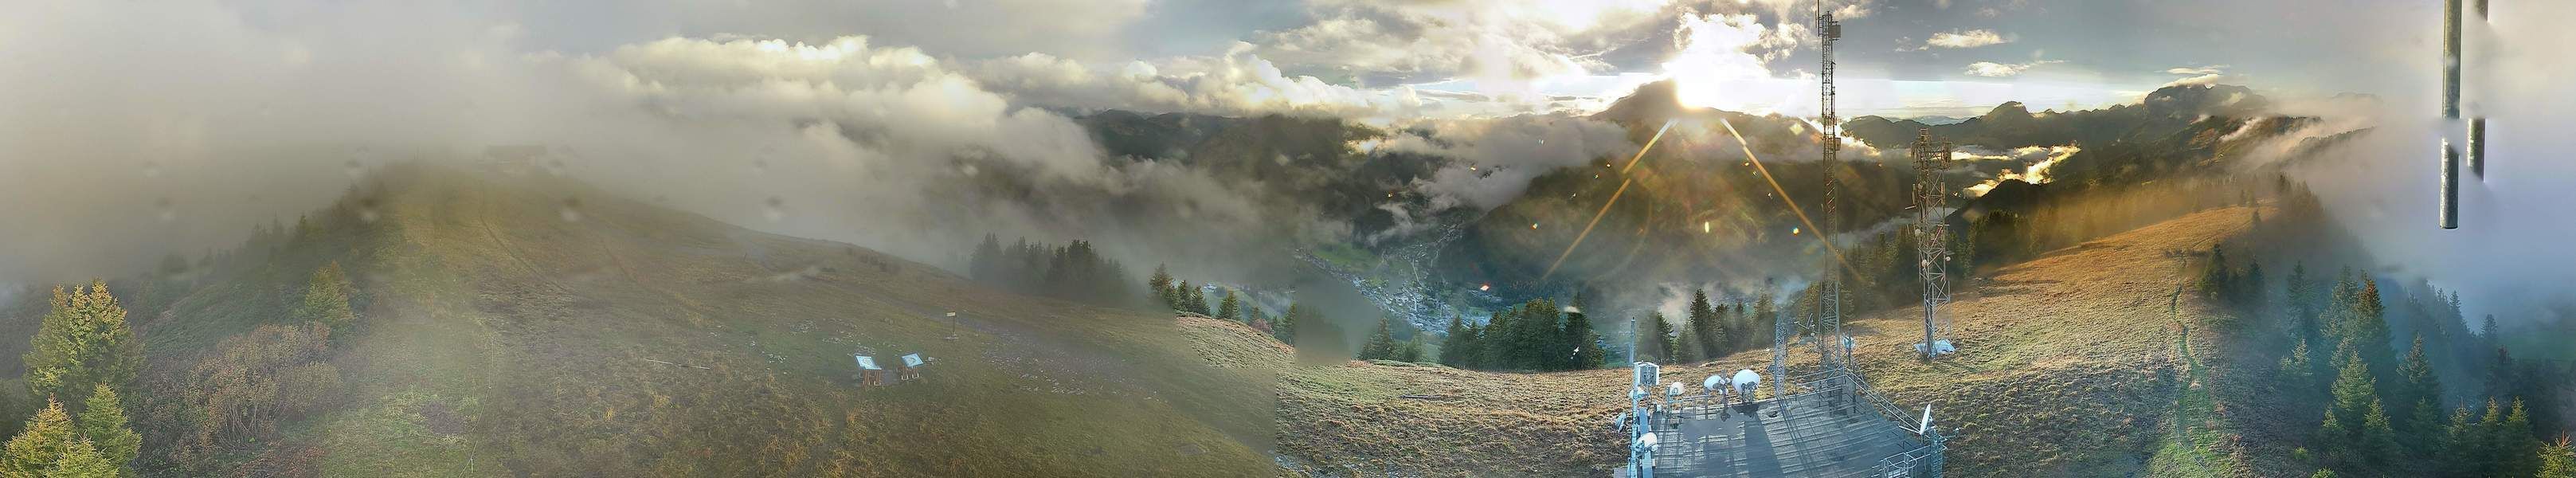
[1812,1,1853,397]
[1909,130,1956,360]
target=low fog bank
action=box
[2268,0,2576,332]
[0,1,1615,294]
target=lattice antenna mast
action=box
[1909,130,1956,360]
[1812,0,1851,378]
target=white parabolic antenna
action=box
[1732,369,1761,393]
[1703,374,1727,391]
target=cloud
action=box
[959,46,1427,119]
[1375,114,1638,212]
[1923,29,2009,49]
[2164,65,2228,76]
[1243,0,1675,91]
[1963,60,2058,77]
[1660,13,1815,114]
[0,1,1342,287]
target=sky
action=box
[180,0,2441,119]
[4,0,2569,326]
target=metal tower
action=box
[1909,130,1956,360]
[1812,2,1853,397]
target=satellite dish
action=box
[1666,382,1685,397]
[1703,374,1726,392]
[1732,369,1761,394]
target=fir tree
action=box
[2278,339,2315,395]
[48,439,115,478]
[2358,401,2401,467]
[1216,291,1242,323]
[2503,400,2544,477]
[1359,318,1398,360]
[1393,337,1425,363]
[2449,406,2490,476]
[1274,304,1302,344]
[1437,315,1475,367]
[1186,284,1211,315]
[1674,316,1705,364]
[1171,280,1196,314]
[296,261,358,331]
[2322,343,2376,468]
[1687,289,1721,359]
[2488,347,2519,402]
[970,234,1005,281]
[1646,312,1678,365]
[2395,335,2444,446]
[1564,307,1602,370]
[24,281,141,409]
[1146,264,1173,306]
[2,398,74,478]
[2539,437,2576,478]
[72,386,135,470]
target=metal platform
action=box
[1641,391,1928,477]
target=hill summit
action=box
[113,165,1282,476]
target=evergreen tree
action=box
[2358,401,2401,467]
[1480,312,1512,368]
[1274,304,1302,344]
[2488,347,2519,402]
[69,385,131,470]
[2202,245,2233,300]
[2396,335,2444,446]
[2241,260,2266,309]
[1646,312,1678,365]
[1146,264,1173,306]
[48,439,115,478]
[2449,406,2490,477]
[296,261,358,331]
[2279,339,2316,396]
[1510,301,1556,370]
[1437,315,1475,367]
[971,234,1005,281]
[2503,400,2544,477]
[1393,337,1425,363]
[2288,262,2317,340]
[1564,308,1602,370]
[1186,284,1211,315]
[72,386,134,470]
[2539,437,2576,478]
[2,398,74,478]
[1216,292,1242,323]
[1359,318,1399,360]
[25,281,141,409]
[2322,343,2376,468]
[1687,289,1721,359]
[2347,276,2392,373]
[1674,315,1705,364]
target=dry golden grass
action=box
[1248,205,2273,477]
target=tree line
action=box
[3,280,146,477]
[967,235,1136,306]
[1432,299,1606,372]
[2213,252,2574,477]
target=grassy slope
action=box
[137,168,1278,476]
[1257,205,2277,477]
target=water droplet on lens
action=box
[764,197,785,221]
